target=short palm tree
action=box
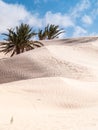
[38,24,65,40]
[46,24,65,39]
[0,23,43,57]
[38,28,47,40]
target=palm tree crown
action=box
[38,28,47,40]
[38,24,65,40]
[0,23,43,57]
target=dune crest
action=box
[1,37,98,83]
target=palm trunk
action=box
[16,46,20,54]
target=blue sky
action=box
[0,0,98,39]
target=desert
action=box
[0,36,98,130]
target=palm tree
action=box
[38,24,65,40]
[0,23,43,57]
[46,24,65,39]
[38,28,47,40]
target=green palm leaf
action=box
[0,23,43,57]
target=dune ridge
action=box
[1,37,98,84]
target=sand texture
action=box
[0,36,98,130]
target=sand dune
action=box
[0,37,98,84]
[0,77,98,130]
[1,77,98,109]
[0,36,98,130]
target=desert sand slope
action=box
[0,77,98,130]
[0,36,98,83]
[0,52,8,59]
[0,36,98,130]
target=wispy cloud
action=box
[34,0,48,4]
[34,0,40,4]
[82,15,93,25]
[73,26,87,37]
[70,0,92,37]
[71,0,91,18]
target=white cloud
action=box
[0,0,95,38]
[44,11,74,27]
[0,0,29,32]
[26,11,74,29]
[73,26,87,37]
[0,0,46,33]
[82,15,93,25]
[0,0,74,33]
[26,14,43,28]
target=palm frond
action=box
[0,23,41,56]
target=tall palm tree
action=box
[0,23,43,57]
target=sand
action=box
[0,36,98,130]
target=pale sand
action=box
[0,36,98,130]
